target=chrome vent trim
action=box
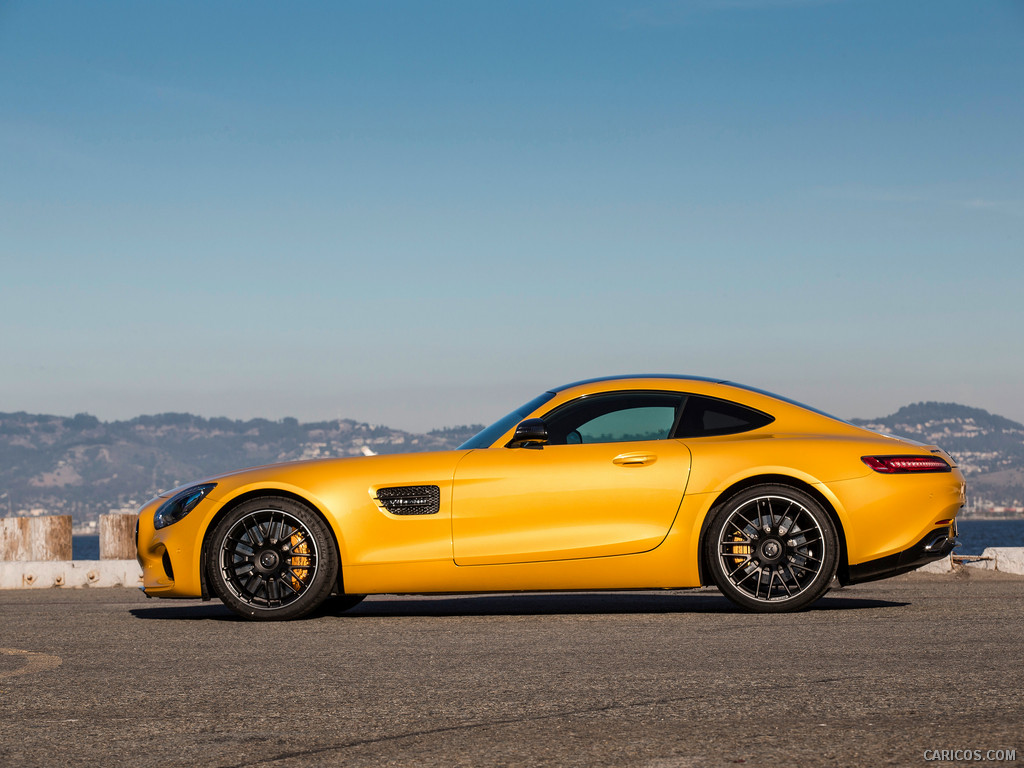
[376,485,440,516]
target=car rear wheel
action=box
[207,497,339,621]
[706,484,839,612]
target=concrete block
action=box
[0,560,143,590]
[980,547,1024,575]
[964,556,995,571]
[916,554,953,574]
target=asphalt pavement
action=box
[1,570,1021,768]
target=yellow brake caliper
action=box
[730,533,752,568]
[290,532,310,591]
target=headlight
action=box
[153,483,217,529]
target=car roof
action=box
[550,374,851,426]
[550,374,727,393]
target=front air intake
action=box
[376,485,440,516]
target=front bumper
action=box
[136,494,212,599]
[842,524,958,585]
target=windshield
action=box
[458,392,557,449]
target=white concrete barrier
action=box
[3,550,1020,589]
[0,560,142,590]
[916,554,954,574]
[964,547,1024,575]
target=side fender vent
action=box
[376,485,440,516]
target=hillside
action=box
[1,401,1022,525]
[0,412,481,524]
[851,402,1024,512]
[851,402,1024,475]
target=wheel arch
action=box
[199,487,346,600]
[695,473,850,587]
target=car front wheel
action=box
[207,496,339,621]
[706,485,839,612]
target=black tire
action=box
[206,496,339,621]
[705,484,839,613]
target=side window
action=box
[674,395,774,438]
[576,406,676,443]
[544,392,683,445]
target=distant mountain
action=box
[851,402,1024,509]
[1,402,1021,525]
[851,402,1024,475]
[0,412,482,524]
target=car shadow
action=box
[130,603,239,621]
[129,590,907,621]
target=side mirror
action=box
[507,418,548,449]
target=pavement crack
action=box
[217,693,702,768]
[217,674,874,767]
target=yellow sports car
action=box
[136,376,965,619]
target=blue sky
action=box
[1,0,1022,431]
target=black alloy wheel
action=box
[706,484,839,612]
[207,497,339,621]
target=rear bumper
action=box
[842,525,958,585]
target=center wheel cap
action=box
[759,539,783,562]
[256,549,281,573]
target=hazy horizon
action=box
[2,1,1022,432]
[3,387,1020,435]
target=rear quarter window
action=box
[673,395,774,438]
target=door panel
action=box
[452,441,691,565]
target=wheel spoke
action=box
[286,567,312,588]
[727,520,751,538]
[789,561,818,575]
[785,562,802,587]
[733,511,760,533]
[726,559,753,579]
[775,568,791,597]
[720,541,752,553]
[278,521,295,543]
[779,505,800,535]
[755,499,768,530]
[733,567,759,588]
[245,522,263,547]
[242,574,263,601]
[226,534,255,552]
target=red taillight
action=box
[862,455,951,474]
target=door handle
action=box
[612,453,657,467]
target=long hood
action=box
[194,448,472,502]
